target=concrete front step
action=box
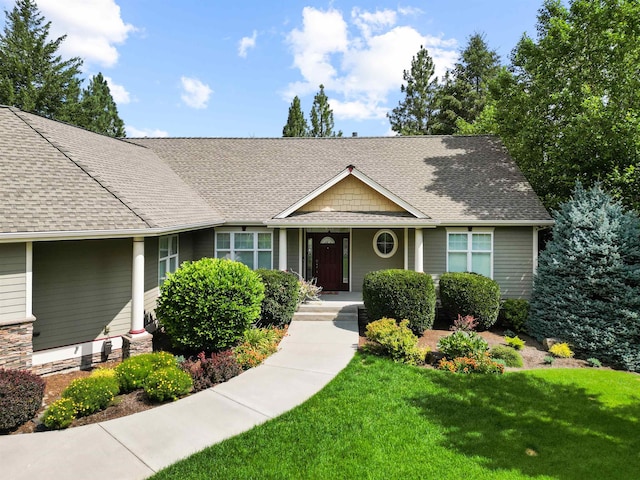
[293,303,360,322]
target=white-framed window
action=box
[158,235,179,286]
[446,228,494,278]
[373,229,398,258]
[215,230,273,270]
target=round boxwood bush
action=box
[0,368,45,432]
[255,269,299,327]
[439,272,501,330]
[363,269,436,333]
[489,345,524,368]
[157,258,265,351]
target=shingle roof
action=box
[131,136,552,224]
[0,106,222,234]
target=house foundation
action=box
[0,317,34,370]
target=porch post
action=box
[403,228,409,270]
[130,237,145,334]
[414,228,424,273]
[533,227,539,274]
[25,241,33,319]
[279,228,287,271]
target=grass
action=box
[152,354,640,479]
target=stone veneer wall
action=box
[32,346,122,376]
[0,319,34,370]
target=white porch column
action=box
[130,237,145,334]
[533,227,539,274]
[403,228,409,270]
[414,228,424,273]
[279,228,287,271]
[25,241,33,319]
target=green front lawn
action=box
[153,354,640,480]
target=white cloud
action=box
[126,126,168,138]
[238,30,258,58]
[38,0,136,68]
[284,6,457,121]
[103,76,130,104]
[180,76,213,109]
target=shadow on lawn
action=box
[409,371,640,480]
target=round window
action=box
[373,229,398,258]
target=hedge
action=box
[363,269,436,332]
[439,272,500,330]
[255,269,299,327]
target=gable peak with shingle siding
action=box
[0,107,223,235]
[132,135,552,225]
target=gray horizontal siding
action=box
[287,229,300,272]
[352,229,404,291]
[0,243,26,322]
[144,237,160,314]
[193,228,215,259]
[33,239,132,351]
[423,228,446,287]
[494,227,534,299]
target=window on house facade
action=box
[215,231,272,270]
[447,230,493,278]
[158,235,179,286]
[373,229,398,258]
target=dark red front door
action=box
[310,233,349,291]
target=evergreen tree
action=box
[431,33,500,135]
[78,73,125,137]
[0,0,83,120]
[388,46,439,135]
[282,95,308,137]
[528,183,640,371]
[309,85,341,137]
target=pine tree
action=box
[0,0,83,119]
[528,183,640,371]
[309,85,341,137]
[282,95,308,137]
[78,73,125,137]
[388,46,439,135]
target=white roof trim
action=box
[274,166,429,219]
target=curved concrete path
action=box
[0,319,358,480]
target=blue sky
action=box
[1,0,543,137]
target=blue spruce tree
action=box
[528,183,640,371]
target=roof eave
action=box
[0,220,224,243]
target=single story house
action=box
[0,105,552,373]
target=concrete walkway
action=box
[0,319,359,480]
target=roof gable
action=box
[275,166,428,219]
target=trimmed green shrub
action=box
[437,331,489,359]
[42,398,76,430]
[62,376,120,417]
[529,183,640,371]
[499,299,530,333]
[144,367,193,402]
[504,335,525,350]
[363,269,436,332]
[544,355,555,365]
[115,351,177,393]
[0,368,45,432]
[181,350,243,392]
[364,318,428,365]
[157,258,265,351]
[255,269,299,327]
[439,272,501,330]
[489,345,524,368]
